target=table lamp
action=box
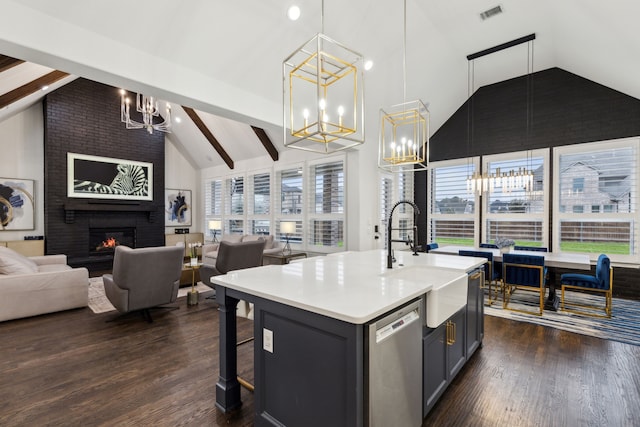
[280,221,296,255]
[209,220,222,243]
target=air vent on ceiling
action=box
[480,5,503,21]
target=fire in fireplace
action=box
[89,227,136,256]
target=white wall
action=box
[164,139,200,234]
[0,103,44,241]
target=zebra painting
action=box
[68,153,153,201]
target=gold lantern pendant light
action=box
[378,0,429,173]
[283,0,365,154]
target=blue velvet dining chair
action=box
[502,253,546,315]
[560,254,613,318]
[479,243,498,249]
[425,242,439,252]
[459,250,501,305]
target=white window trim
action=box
[274,161,305,251]
[482,148,549,247]
[553,137,639,263]
[307,154,347,253]
[427,157,481,245]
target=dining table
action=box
[430,245,592,310]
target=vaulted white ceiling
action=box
[0,0,639,169]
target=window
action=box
[250,172,270,215]
[247,172,271,236]
[483,150,548,247]
[204,179,222,238]
[573,177,584,193]
[277,167,303,215]
[308,160,345,250]
[554,137,638,262]
[380,176,393,244]
[428,159,479,246]
[225,176,244,215]
[224,176,244,234]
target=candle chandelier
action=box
[378,0,429,173]
[465,34,536,195]
[120,89,171,134]
[467,167,534,195]
[283,0,365,154]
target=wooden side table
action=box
[262,251,307,265]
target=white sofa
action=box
[0,247,89,322]
[202,234,280,266]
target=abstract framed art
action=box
[165,189,192,226]
[0,178,35,231]
[67,153,153,201]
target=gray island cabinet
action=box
[212,250,486,426]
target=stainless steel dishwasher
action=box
[366,297,423,427]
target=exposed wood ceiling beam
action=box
[182,106,234,169]
[0,70,69,110]
[0,54,24,73]
[251,126,279,161]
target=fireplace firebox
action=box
[89,227,136,256]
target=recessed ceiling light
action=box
[41,85,49,91]
[364,60,374,71]
[175,117,182,123]
[287,5,301,21]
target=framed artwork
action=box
[165,189,192,226]
[67,153,153,201]
[0,177,35,231]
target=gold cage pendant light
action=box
[283,1,365,154]
[378,0,429,173]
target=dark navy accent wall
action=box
[44,78,165,270]
[417,68,640,298]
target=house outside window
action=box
[554,137,638,262]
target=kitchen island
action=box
[212,249,486,426]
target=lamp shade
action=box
[208,220,221,230]
[280,221,296,234]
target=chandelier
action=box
[378,0,429,173]
[467,168,534,195]
[120,90,171,134]
[465,34,536,194]
[283,0,365,153]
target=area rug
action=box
[485,289,640,347]
[88,277,213,314]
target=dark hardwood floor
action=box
[1,294,638,426]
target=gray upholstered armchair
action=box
[103,245,184,322]
[200,240,266,296]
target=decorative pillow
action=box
[242,234,264,243]
[0,246,38,275]
[222,234,243,244]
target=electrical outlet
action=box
[263,328,273,353]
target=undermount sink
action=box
[383,265,468,328]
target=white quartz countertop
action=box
[211,249,486,324]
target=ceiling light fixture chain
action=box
[377,0,430,173]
